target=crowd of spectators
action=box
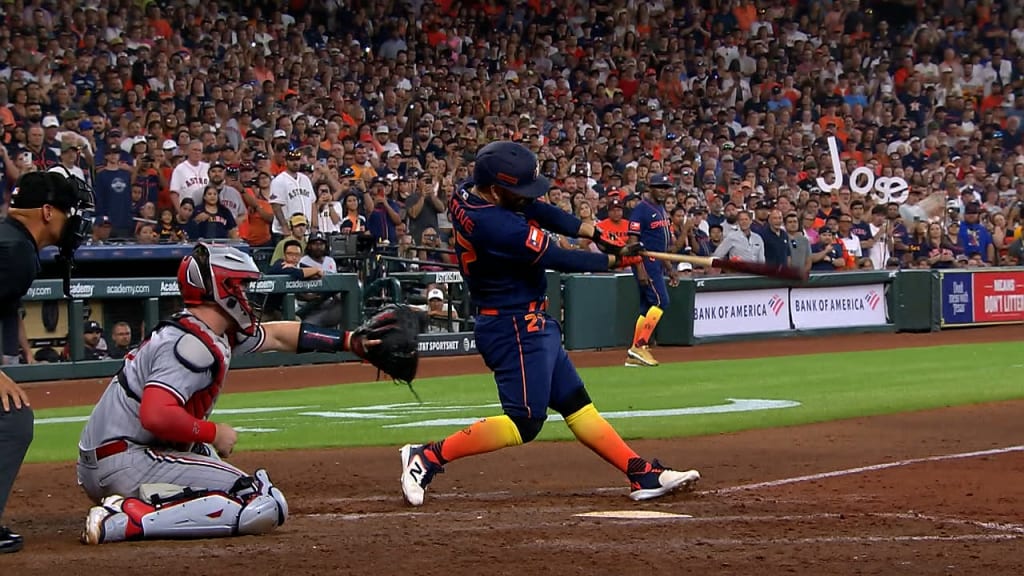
[0,0,1023,276]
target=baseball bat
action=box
[640,251,807,282]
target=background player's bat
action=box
[640,250,807,281]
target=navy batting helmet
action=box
[473,141,550,199]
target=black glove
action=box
[349,304,428,386]
[611,242,645,268]
[592,228,634,256]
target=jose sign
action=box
[816,136,909,204]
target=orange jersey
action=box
[597,218,630,269]
[597,217,630,244]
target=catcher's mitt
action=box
[350,304,428,395]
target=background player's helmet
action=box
[178,243,262,335]
[473,141,550,199]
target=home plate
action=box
[575,511,693,519]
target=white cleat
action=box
[629,464,701,501]
[400,444,443,507]
[81,495,124,545]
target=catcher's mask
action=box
[178,243,263,336]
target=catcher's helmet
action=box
[177,243,262,336]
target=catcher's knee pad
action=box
[550,387,593,419]
[508,415,545,443]
[99,471,288,542]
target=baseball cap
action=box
[427,288,444,301]
[607,197,624,209]
[648,174,673,188]
[162,139,177,151]
[209,160,226,170]
[84,320,103,333]
[79,120,94,131]
[473,141,550,199]
[285,148,303,160]
[755,200,772,210]
[289,213,308,227]
[307,231,327,244]
[94,215,112,226]
[60,139,81,152]
[273,129,288,139]
[376,125,389,134]
[42,115,60,128]
[965,202,982,214]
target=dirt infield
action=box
[4,325,1024,575]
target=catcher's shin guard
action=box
[82,470,287,544]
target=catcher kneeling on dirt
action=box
[77,242,424,544]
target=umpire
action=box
[0,170,94,553]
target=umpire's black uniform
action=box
[0,216,39,553]
[0,169,94,553]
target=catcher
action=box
[78,242,423,544]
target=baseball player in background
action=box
[78,242,385,545]
[269,149,315,239]
[399,142,700,507]
[625,174,679,367]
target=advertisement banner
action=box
[972,270,1024,324]
[940,271,974,326]
[416,332,477,357]
[790,284,888,330]
[693,289,791,337]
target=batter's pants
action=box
[0,406,34,522]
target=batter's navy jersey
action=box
[628,199,671,252]
[449,183,608,311]
[449,183,610,420]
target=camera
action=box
[299,164,315,173]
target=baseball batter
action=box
[625,174,679,367]
[77,242,392,545]
[399,142,700,507]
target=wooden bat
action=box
[640,251,807,282]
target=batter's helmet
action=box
[178,243,262,336]
[473,141,550,199]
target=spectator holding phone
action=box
[958,203,995,264]
[810,228,848,272]
[242,171,275,248]
[363,177,402,244]
[311,185,343,234]
[403,172,445,242]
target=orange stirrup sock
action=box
[632,314,644,347]
[432,415,523,465]
[564,403,639,474]
[635,306,663,347]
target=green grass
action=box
[29,341,1024,463]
